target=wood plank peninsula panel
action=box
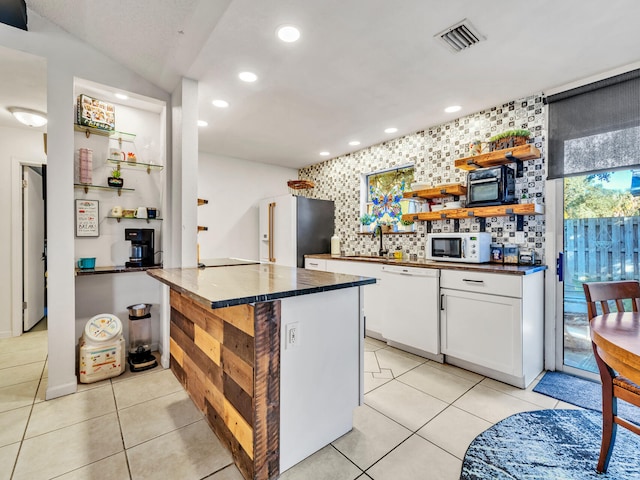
[169,289,279,480]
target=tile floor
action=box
[0,331,579,480]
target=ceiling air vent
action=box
[436,19,485,53]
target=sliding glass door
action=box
[561,168,640,374]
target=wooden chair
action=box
[583,280,640,473]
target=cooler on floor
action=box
[79,313,125,383]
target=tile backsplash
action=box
[299,93,547,264]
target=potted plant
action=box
[378,219,398,233]
[488,129,530,151]
[108,168,123,188]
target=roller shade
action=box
[546,69,640,179]
[0,0,27,30]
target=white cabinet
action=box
[304,258,327,271]
[440,269,544,388]
[321,260,387,340]
[381,265,441,359]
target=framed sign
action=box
[75,199,100,237]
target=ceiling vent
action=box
[435,19,485,53]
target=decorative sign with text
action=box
[75,199,99,237]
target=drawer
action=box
[440,269,522,298]
[305,258,326,271]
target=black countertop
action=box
[147,263,375,309]
[306,254,547,275]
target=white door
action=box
[23,166,46,331]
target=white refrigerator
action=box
[259,194,335,267]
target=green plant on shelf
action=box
[488,129,531,143]
[359,213,376,225]
[110,168,121,178]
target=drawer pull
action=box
[462,279,484,284]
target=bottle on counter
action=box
[331,234,341,256]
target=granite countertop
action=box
[75,265,163,276]
[198,257,260,267]
[147,263,376,309]
[306,254,547,275]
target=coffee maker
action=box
[125,228,155,267]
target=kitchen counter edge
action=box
[306,254,547,275]
[147,264,376,309]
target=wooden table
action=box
[590,312,640,384]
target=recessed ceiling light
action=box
[8,107,47,127]
[238,71,258,82]
[277,25,301,43]
[384,127,398,134]
[212,99,229,108]
[348,140,360,146]
[115,93,128,100]
[319,151,330,156]
[197,120,208,127]
[444,105,462,113]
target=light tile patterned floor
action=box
[0,331,570,480]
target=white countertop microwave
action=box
[426,232,492,263]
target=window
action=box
[361,166,415,232]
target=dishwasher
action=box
[381,265,441,360]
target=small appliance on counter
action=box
[79,313,125,383]
[466,165,516,207]
[125,228,155,267]
[426,232,492,263]
[126,303,158,372]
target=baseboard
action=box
[0,330,14,339]
[46,379,78,400]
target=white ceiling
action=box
[6,0,640,168]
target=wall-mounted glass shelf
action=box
[74,125,136,144]
[74,183,134,196]
[107,158,163,174]
[107,216,163,223]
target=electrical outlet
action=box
[286,322,300,349]
[515,231,525,243]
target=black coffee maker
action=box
[125,228,155,267]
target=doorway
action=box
[23,165,47,331]
[557,168,640,376]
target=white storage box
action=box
[79,313,125,383]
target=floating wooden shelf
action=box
[402,203,544,222]
[287,179,315,190]
[454,144,541,171]
[403,183,467,199]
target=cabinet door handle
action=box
[462,279,484,284]
[440,293,445,311]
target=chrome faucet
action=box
[372,225,388,257]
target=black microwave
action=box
[466,165,516,207]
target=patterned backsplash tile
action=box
[300,94,547,264]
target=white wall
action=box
[0,11,171,398]
[1,126,47,338]
[197,153,297,261]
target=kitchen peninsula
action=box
[147,263,375,480]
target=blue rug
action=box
[461,409,640,479]
[533,371,640,425]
